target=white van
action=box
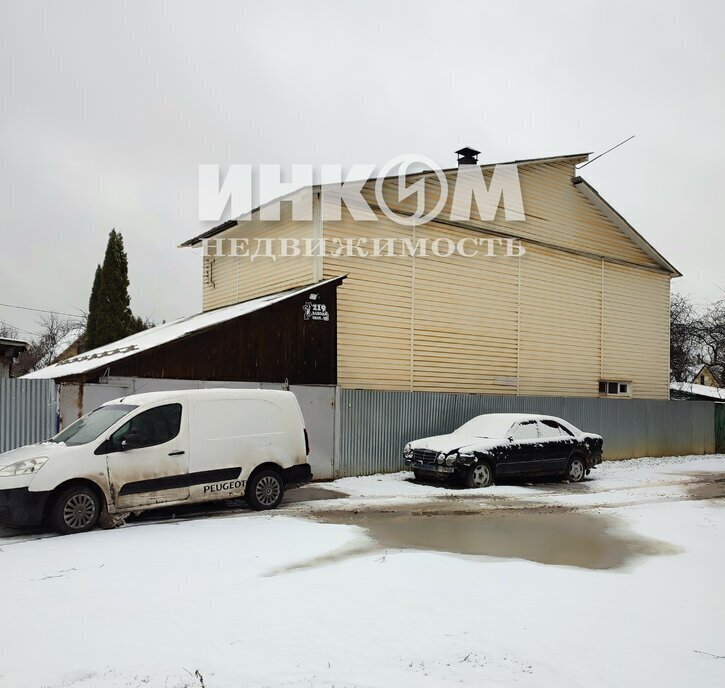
[0,388,312,534]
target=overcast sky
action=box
[1,0,723,338]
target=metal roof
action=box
[0,337,29,350]
[23,276,346,381]
[179,152,591,247]
[670,381,725,400]
[572,177,681,276]
[179,150,679,278]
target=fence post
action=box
[716,403,725,454]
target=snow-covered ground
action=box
[2,455,724,688]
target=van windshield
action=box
[49,404,137,446]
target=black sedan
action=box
[403,413,603,487]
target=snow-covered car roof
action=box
[456,413,582,436]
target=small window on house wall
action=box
[599,380,631,397]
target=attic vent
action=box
[455,147,480,166]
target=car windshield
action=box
[454,415,517,439]
[49,404,137,446]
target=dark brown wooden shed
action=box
[26,277,344,385]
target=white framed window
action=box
[598,380,632,397]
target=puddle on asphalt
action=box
[269,508,681,575]
[283,486,349,503]
[330,511,678,569]
[677,472,725,503]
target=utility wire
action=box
[0,302,81,318]
[0,319,42,338]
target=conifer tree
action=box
[85,265,103,350]
[86,229,146,349]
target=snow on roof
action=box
[23,277,344,381]
[100,387,294,408]
[670,381,725,400]
[470,412,580,423]
[0,337,29,349]
[471,413,557,421]
[456,412,584,438]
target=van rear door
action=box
[104,402,190,509]
[187,397,288,499]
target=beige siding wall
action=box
[518,246,602,396]
[411,223,518,393]
[195,160,672,399]
[326,222,670,399]
[202,207,315,311]
[602,263,670,399]
[323,211,414,390]
[364,161,660,269]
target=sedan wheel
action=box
[466,462,493,488]
[567,457,586,482]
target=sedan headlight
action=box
[0,457,48,477]
[437,453,446,465]
[445,452,458,466]
[403,443,413,458]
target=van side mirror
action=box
[95,438,112,455]
[122,430,141,451]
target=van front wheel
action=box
[48,485,101,535]
[246,470,285,510]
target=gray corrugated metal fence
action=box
[337,389,716,477]
[0,379,58,453]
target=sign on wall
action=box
[303,300,330,322]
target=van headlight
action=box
[0,457,48,476]
[403,444,413,459]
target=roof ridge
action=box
[180,151,591,247]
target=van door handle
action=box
[168,450,185,456]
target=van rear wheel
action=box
[246,470,285,510]
[48,485,101,535]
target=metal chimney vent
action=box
[455,147,481,166]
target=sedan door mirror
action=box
[121,430,141,451]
